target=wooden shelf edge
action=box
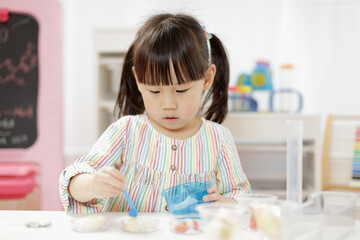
[323,184,360,191]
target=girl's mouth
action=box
[164,117,178,120]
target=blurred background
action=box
[61,0,360,156]
[1,0,360,210]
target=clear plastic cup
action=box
[237,193,278,230]
[196,202,252,240]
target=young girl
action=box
[59,13,250,213]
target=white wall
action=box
[59,0,360,161]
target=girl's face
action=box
[134,64,215,139]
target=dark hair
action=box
[115,13,229,123]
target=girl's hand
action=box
[202,186,236,203]
[90,167,127,199]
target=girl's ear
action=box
[203,64,216,91]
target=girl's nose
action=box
[161,94,177,110]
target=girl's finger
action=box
[203,192,220,202]
[101,184,124,195]
[107,186,124,195]
[103,177,127,190]
[112,169,127,182]
[103,168,126,182]
[207,186,217,193]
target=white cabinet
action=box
[94,29,135,136]
[222,113,322,199]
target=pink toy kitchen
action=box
[0,0,63,211]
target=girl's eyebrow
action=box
[174,81,192,87]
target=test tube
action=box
[286,120,303,205]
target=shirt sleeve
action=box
[59,116,130,213]
[216,126,251,201]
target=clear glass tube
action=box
[286,120,303,205]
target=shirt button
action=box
[171,145,177,151]
[170,165,176,171]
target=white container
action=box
[278,64,294,112]
[253,192,359,240]
[228,87,241,112]
[301,191,359,240]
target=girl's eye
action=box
[149,90,160,94]
[176,89,188,93]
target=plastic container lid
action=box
[255,60,270,68]
[280,64,293,69]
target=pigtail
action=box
[203,34,229,124]
[115,43,145,118]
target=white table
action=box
[0,211,359,240]
[2,211,202,240]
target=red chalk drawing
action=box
[0,42,37,86]
[0,105,33,119]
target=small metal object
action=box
[26,221,52,228]
[170,165,176,171]
[171,145,177,151]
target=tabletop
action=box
[0,211,359,240]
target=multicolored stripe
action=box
[352,126,360,180]
[201,25,213,40]
[59,114,251,213]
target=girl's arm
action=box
[215,127,251,201]
[68,174,94,203]
[59,116,130,213]
[68,167,126,203]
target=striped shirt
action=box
[59,114,250,213]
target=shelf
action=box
[250,189,287,199]
[99,56,124,66]
[234,138,315,152]
[234,138,314,145]
[98,94,117,113]
[94,29,135,53]
[323,184,360,191]
[236,145,314,153]
[251,188,315,201]
[223,113,322,198]
[95,29,136,137]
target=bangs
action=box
[133,16,209,86]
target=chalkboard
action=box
[0,12,38,148]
